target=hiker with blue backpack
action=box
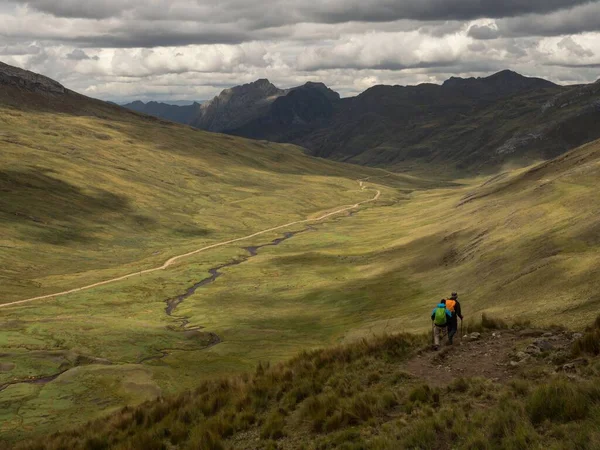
[431,299,452,350]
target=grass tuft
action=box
[526,380,591,424]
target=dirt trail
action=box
[404,328,579,386]
[1,178,380,309]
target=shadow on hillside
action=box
[0,168,159,245]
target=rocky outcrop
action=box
[0,61,65,95]
[192,79,287,132]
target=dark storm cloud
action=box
[6,0,599,49]
[304,60,459,72]
[14,0,127,19]
[16,0,595,23]
[73,30,252,49]
[495,2,600,37]
[304,0,595,23]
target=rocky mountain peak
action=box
[299,82,341,101]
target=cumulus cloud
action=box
[468,24,500,40]
[1,0,600,102]
[557,36,594,58]
[0,42,41,55]
[495,2,600,37]
[296,31,468,71]
[66,49,98,60]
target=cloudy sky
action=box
[1,0,599,102]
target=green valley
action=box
[1,61,600,448]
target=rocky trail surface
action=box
[404,327,587,386]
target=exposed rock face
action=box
[192,79,287,132]
[226,81,341,141]
[0,61,65,95]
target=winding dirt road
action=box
[1,179,381,309]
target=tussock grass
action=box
[573,315,600,357]
[14,318,600,450]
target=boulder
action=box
[516,351,529,361]
[559,359,587,373]
[469,332,481,341]
[525,345,542,355]
[533,340,554,351]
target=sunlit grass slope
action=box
[0,104,426,304]
[220,137,600,341]
[159,137,600,363]
[0,101,434,441]
[2,90,599,444]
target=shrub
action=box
[300,394,339,433]
[346,392,379,424]
[84,437,109,450]
[481,313,508,330]
[260,412,286,440]
[185,428,224,450]
[400,417,441,449]
[526,380,591,424]
[409,384,432,403]
[572,328,600,357]
[448,377,470,393]
[508,379,530,397]
[367,371,382,385]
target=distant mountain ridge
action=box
[123,100,203,125]
[4,60,600,173]
[441,69,557,100]
[170,69,599,173]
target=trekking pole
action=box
[460,318,463,340]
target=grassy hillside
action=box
[3,135,599,444]
[2,63,600,446]
[13,316,600,450]
[0,70,431,442]
[1,103,421,304]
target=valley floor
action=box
[2,123,600,443]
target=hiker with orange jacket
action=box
[445,292,463,345]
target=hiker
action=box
[445,292,464,345]
[431,299,452,350]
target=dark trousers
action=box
[447,320,458,344]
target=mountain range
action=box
[123,70,600,173]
